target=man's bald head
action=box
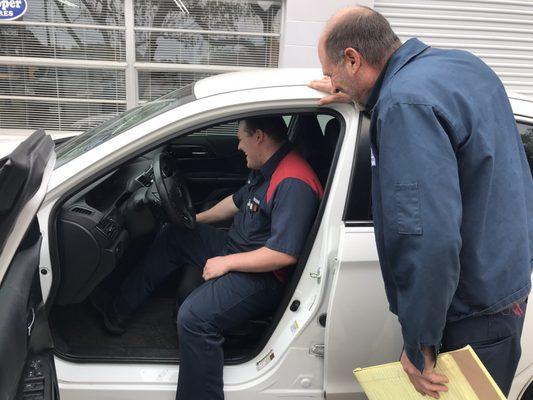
[321,6,400,67]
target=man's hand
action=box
[308,76,351,105]
[203,256,230,281]
[400,346,449,399]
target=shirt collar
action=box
[366,38,430,114]
[259,141,292,180]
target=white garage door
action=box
[374,0,533,96]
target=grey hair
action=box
[325,6,401,66]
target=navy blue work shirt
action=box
[367,38,533,372]
[225,142,323,282]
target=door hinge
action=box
[309,268,321,283]
[309,344,324,358]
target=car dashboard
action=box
[54,156,156,305]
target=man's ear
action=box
[344,47,361,74]
[255,130,266,144]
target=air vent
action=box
[137,174,152,187]
[136,167,154,187]
[97,219,120,241]
[71,207,93,215]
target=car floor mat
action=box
[50,297,258,361]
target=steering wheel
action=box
[151,151,196,229]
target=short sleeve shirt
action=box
[225,142,323,281]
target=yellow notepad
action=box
[354,346,505,400]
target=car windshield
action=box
[55,84,195,168]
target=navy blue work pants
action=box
[118,223,284,400]
[441,300,527,396]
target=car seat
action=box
[175,264,271,339]
[290,115,329,185]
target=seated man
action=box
[99,116,323,400]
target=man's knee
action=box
[158,223,181,245]
[177,298,213,335]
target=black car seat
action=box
[324,117,340,166]
[175,264,271,340]
[290,115,330,185]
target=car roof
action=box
[193,68,324,99]
[194,69,533,106]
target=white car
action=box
[0,69,532,400]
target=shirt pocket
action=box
[245,195,267,232]
[395,183,423,235]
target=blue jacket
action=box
[368,38,533,372]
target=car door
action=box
[323,114,403,399]
[0,129,58,400]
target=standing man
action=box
[311,6,532,398]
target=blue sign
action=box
[0,0,27,21]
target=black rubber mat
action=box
[51,297,263,362]
[51,298,180,360]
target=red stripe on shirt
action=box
[267,151,324,283]
[266,151,324,204]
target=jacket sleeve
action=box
[376,102,462,372]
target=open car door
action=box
[0,130,58,400]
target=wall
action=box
[279,0,374,68]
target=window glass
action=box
[343,114,372,223]
[192,115,292,137]
[138,71,213,102]
[0,0,125,61]
[317,115,335,134]
[0,0,283,135]
[517,122,533,174]
[133,0,281,68]
[0,0,126,132]
[193,121,239,137]
[21,0,124,26]
[0,64,126,132]
[55,84,195,168]
[343,119,533,223]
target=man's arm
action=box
[203,178,320,280]
[196,194,239,224]
[377,103,461,397]
[202,247,296,280]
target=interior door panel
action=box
[169,132,248,213]
[0,130,58,400]
[0,224,58,400]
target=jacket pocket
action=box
[395,183,423,235]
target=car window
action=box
[317,115,335,134]
[343,114,372,224]
[55,84,196,168]
[517,122,533,174]
[191,115,293,138]
[343,119,533,224]
[282,115,292,127]
[192,121,239,137]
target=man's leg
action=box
[441,300,527,396]
[102,223,227,334]
[176,271,284,400]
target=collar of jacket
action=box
[365,38,430,115]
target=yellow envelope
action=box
[354,346,505,400]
